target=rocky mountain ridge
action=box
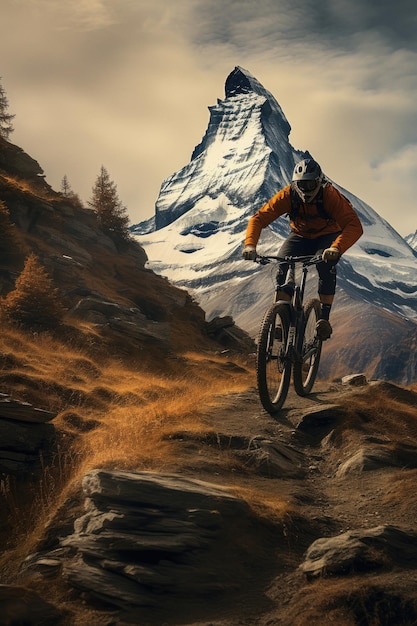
[132,66,417,385]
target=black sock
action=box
[320,303,332,321]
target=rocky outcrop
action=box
[0,394,56,474]
[0,136,47,183]
[68,296,171,346]
[31,469,273,613]
[205,315,256,352]
[300,525,417,579]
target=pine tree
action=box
[87,166,130,247]
[1,253,64,330]
[60,174,82,206]
[60,175,72,197]
[0,78,15,139]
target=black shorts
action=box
[276,231,341,296]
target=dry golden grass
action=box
[0,173,57,202]
[322,383,417,449]
[283,576,417,626]
[0,322,257,579]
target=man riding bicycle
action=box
[242,158,363,340]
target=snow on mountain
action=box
[405,230,417,251]
[132,67,417,382]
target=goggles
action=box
[297,179,319,192]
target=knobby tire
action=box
[256,302,291,414]
[293,298,322,396]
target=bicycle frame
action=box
[255,253,324,412]
[259,254,322,365]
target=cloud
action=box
[1,0,416,236]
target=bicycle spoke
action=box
[293,298,322,396]
[256,303,291,414]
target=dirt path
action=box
[12,378,417,626]
[174,379,417,626]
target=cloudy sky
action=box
[1,0,416,235]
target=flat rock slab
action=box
[0,395,56,423]
[81,468,249,513]
[300,525,417,579]
[291,404,346,442]
[55,469,275,613]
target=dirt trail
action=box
[11,379,417,626]
[174,379,417,626]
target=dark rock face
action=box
[40,469,277,616]
[0,394,56,474]
[68,296,171,346]
[0,136,47,183]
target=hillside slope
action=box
[0,136,254,369]
[1,135,417,626]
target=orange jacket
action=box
[244,183,363,255]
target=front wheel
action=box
[256,302,291,414]
[293,298,322,396]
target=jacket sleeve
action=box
[244,186,292,247]
[325,186,363,255]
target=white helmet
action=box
[292,158,324,203]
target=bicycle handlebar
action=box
[255,253,323,266]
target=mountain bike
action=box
[255,254,324,414]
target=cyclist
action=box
[242,158,363,340]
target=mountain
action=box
[0,135,253,370]
[132,66,417,384]
[406,230,417,250]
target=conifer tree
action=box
[1,253,64,330]
[0,78,15,139]
[60,175,72,197]
[60,174,82,206]
[88,166,130,246]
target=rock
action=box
[336,440,417,477]
[368,380,417,405]
[166,430,304,478]
[294,404,346,439]
[206,316,235,333]
[57,469,270,611]
[0,137,46,181]
[0,395,56,423]
[336,447,393,476]
[68,297,171,345]
[300,525,417,579]
[342,373,368,386]
[0,395,56,474]
[205,316,256,351]
[236,436,305,478]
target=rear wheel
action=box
[293,298,322,396]
[256,302,291,414]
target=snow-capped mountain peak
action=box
[132,67,417,383]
